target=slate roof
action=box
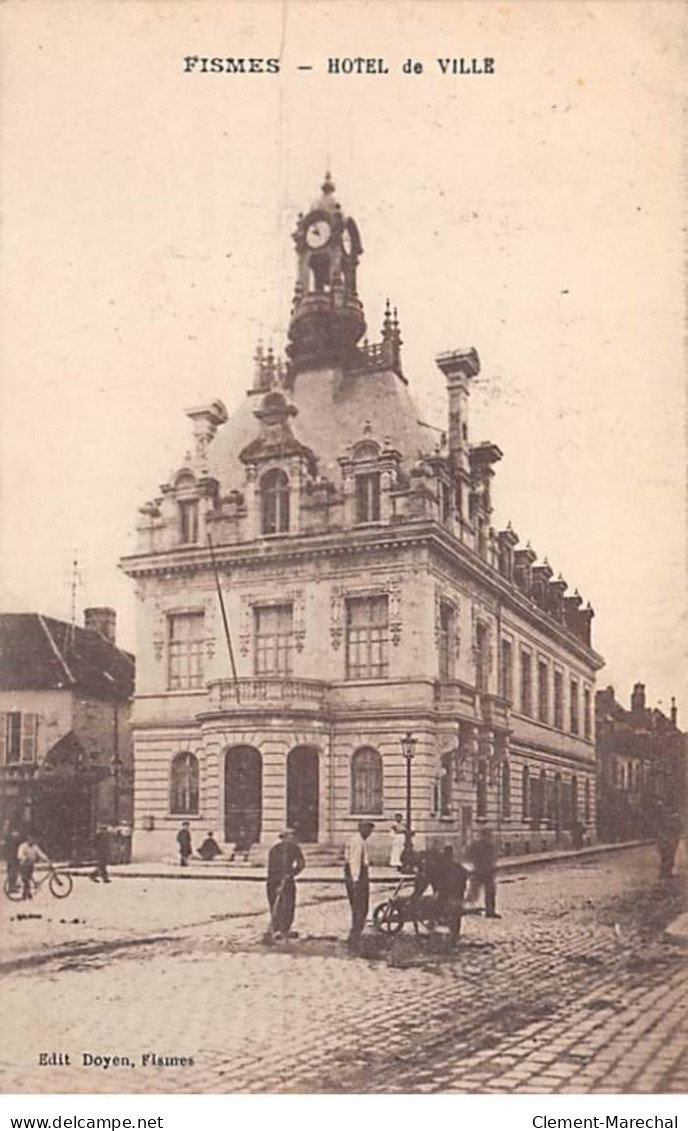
[208,366,438,494]
[0,614,135,700]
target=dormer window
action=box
[355,472,380,523]
[178,499,199,544]
[261,469,290,535]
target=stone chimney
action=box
[435,348,480,472]
[84,607,116,645]
[630,682,646,715]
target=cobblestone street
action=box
[1,846,685,1094]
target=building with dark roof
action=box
[596,683,687,842]
[122,176,603,862]
[0,608,134,858]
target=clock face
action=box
[341,227,353,257]
[305,218,332,249]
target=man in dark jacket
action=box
[176,821,192,866]
[3,824,21,893]
[90,825,111,883]
[266,828,305,940]
[467,827,500,918]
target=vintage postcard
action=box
[1,0,686,1098]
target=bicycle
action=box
[4,865,74,902]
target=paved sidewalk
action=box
[67,838,653,883]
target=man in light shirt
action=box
[17,836,50,900]
[344,820,375,950]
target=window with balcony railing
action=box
[346,595,389,680]
[168,612,205,690]
[254,604,293,676]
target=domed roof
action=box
[206,365,435,492]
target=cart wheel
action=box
[4,878,22,902]
[373,901,404,936]
[49,871,73,899]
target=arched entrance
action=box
[224,747,262,845]
[287,746,319,842]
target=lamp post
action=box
[400,732,417,833]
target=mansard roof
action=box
[0,613,134,700]
[208,365,435,492]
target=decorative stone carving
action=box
[331,578,403,648]
[330,585,344,650]
[239,594,257,657]
[389,576,403,646]
[289,588,306,652]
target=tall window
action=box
[438,601,455,680]
[520,649,533,716]
[351,747,383,814]
[261,469,290,535]
[0,712,37,765]
[440,749,453,816]
[537,661,549,724]
[583,688,592,740]
[168,612,205,690]
[254,604,293,676]
[170,751,199,814]
[476,759,488,818]
[570,678,580,735]
[501,761,511,818]
[553,669,564,729]
[584,778,591,822]
[522,765,530,820]
[178,498,199,544]
[500,639,513,701]
[571,775,578,822]
[475,623,490,693]
[355,472,381,523]
[346,595,389,680]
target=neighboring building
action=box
[596,683,687,842]
[0,608,134,858]
[122,175,603,862]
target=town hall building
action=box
[121,175,603,862]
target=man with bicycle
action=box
[17,836,50,900]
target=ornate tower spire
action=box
[287,175,366,374]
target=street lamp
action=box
[400,732,417,833]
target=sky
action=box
[1,0,686,717]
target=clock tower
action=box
[287,173,366,374]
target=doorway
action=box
[224,747,262,845]
[286,746,319,842]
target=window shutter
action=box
[0,714,6,764]
[21,713,38,762]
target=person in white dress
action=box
[389,813,406,869]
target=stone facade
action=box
[596,683,687,842]
[122,176,603,863]
[0,610,134,858]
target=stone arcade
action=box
[121,175,603,862]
